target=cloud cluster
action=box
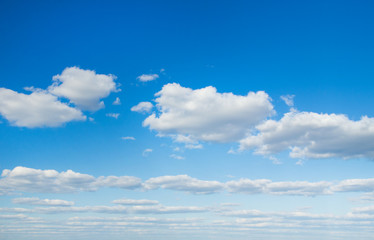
[0,67,118,128]
[1,166,374,196]
[240,111,374,159]
[143,83,274,143]
[0,166,141,195]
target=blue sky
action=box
[1,1,374,239]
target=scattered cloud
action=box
[280,94,295,107]
[170,154,185,160]
[239,111,374,159]
[0,88,86,127]
[106,113,120,119]
[113,97,121,105]
[12,197,74,206]
[112,198,159,205]
[137,74,159,82]
[122,136,136,141]
[142,148,153,157]
[142,83,274,144]
[49,67,119,111]
[131,101,153,113]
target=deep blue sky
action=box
[1,1,374,239]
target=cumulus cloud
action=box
[113,97,121,105]
[239,111,374,159]
[142,148,153,157]
[49,67,119,111]
[142,83,274,144]
[143,175,224,194]
[0,88,86,127]
[12,197,74,206]
[137,74,159,82]
[112,198,159,205]
[226,179,332,196]
[0,166,141,195]
[131,102,153,113]
[332,178,374,192]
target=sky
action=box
[1,0,374,239]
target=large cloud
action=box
[142,83,274,143]
[49,67,119,111]
[0,88,85,127]
[239,111,374,159]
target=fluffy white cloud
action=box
[122,136,136,141]
[0,88,85,128]
[143,175,224,194]
[143,83,274,143]
[49,67,119,111]
[112,198,159,205]
[12,197,74,206]
[240,111,374,159]
[131,101,153,113]
[137,74,159,82]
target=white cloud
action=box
[226,179,332,196]
[142,148,153,157]
[49,67,119,111]
[112,198,159,205]
[143,83,274,143]
[280,94,295,107]
[239,111,374,159]
[106,113,120,119]
[122,136,136,141]
[170,154,185,160]
[12,197,74,206]
[113,97,121,105]
[0,88,86,128]
[137,74,159,82]
[0,166,141,195]
[131,101,153,113]
[143,175,224,194]
[332,178,374,192]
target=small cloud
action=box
[296,159,305,166]
[170,154,184,160]
[185,144,203,149]
[88,117,95,122]
[122,136,136,141]
[269,156,282,165]
[143,148,153,157]
[160,68,165,73]
[280,94,295,107]
[106,113,120,119]
[137,74,159,82]
[131,102,153,113]
[113,97,121,105]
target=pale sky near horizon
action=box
[1,1,374,239]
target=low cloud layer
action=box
[1,166,374,197]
